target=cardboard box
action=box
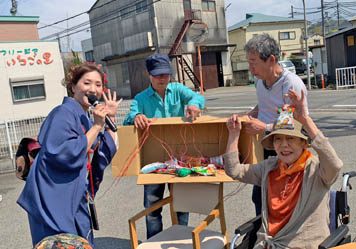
[112,115,264,184]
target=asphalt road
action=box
[0,86,355,249]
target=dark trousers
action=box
[252,149,277,216]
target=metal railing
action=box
[0,100,132,163]
[336,66,356,89]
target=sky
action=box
[0,0,349,51]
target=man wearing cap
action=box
[123,53,205,239]
[223,89,342,249]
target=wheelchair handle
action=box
[230,234,241,249]
[342,171,356,192]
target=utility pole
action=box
[321,0,326,89]
[302,0,311,90]
[66,12,70,52]
[337,0,340,28]
[291,5,294,18]
[10,0,17,16]
[57,35,62,53]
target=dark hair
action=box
[63,63,104,97]
[244,33,280,62]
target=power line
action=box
[53,0,161,40]
[41,0,152,39]
[38,0,119,30]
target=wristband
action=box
[266,124,272,132]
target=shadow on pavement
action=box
[95,237,132,249]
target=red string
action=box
[87,151,95,198]
[99,106,279,199]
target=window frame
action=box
[202,0,216,11]
[121,63,130,85]
[85,50,94,62]
[279,31,296,40]
[136,0,148,14]
[10,76,46,103]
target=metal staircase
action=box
[168,9,202,90]
[177,55,200,89]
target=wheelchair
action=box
[230,171,356,249]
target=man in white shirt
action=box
[243,33,309,216]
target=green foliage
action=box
[71,50,83,65]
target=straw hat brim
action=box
[261,123,308,150]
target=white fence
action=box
[0,100,132,164]
[336,66,356,89]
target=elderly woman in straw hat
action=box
[224,89,343,249]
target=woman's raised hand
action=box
[284,89,308,124]
[102,89,123,118]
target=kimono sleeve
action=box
[38,106,88,172]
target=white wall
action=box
[0,40,66,121]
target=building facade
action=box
[88,0,232,98]
[0,16,66,122]
[0,16,39,42]
[326,26,356,83]
[228,13,305,84]
[0,40,66,121]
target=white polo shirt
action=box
[255,69,308,124]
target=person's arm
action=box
[174,83,205,120]
[123,98,139,126]
[243,105,274,135]
[177,83,205,110]
[38,107,88,171]
[247,105,258,118]
[286,89,342,185]
[224,114,264,186]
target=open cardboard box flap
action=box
[112,115,264,184]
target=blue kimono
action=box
[17,97,117,248]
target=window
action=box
[121,63,130,85]
[314,39,321,45]
[202,0,215,11]
[279,31,296,40]
[85,50,94,62]
[10,76,46,102]
[184,0,191,10]
[136,0,148,14]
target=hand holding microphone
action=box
[88,94,118,132]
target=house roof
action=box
[0,16,39,23]
[228,13,303,32]
[88,0,101,13]
[326,25,356,39]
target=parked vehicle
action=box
[290,58,313,75]
[278,60,296,74]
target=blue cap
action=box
[146,53,173,76]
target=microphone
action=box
[88,95,118,132]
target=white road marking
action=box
[333,105,356,107]
[207,106,254,110]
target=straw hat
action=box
[261,118,308,150]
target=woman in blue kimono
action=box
[17,63,121,248]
